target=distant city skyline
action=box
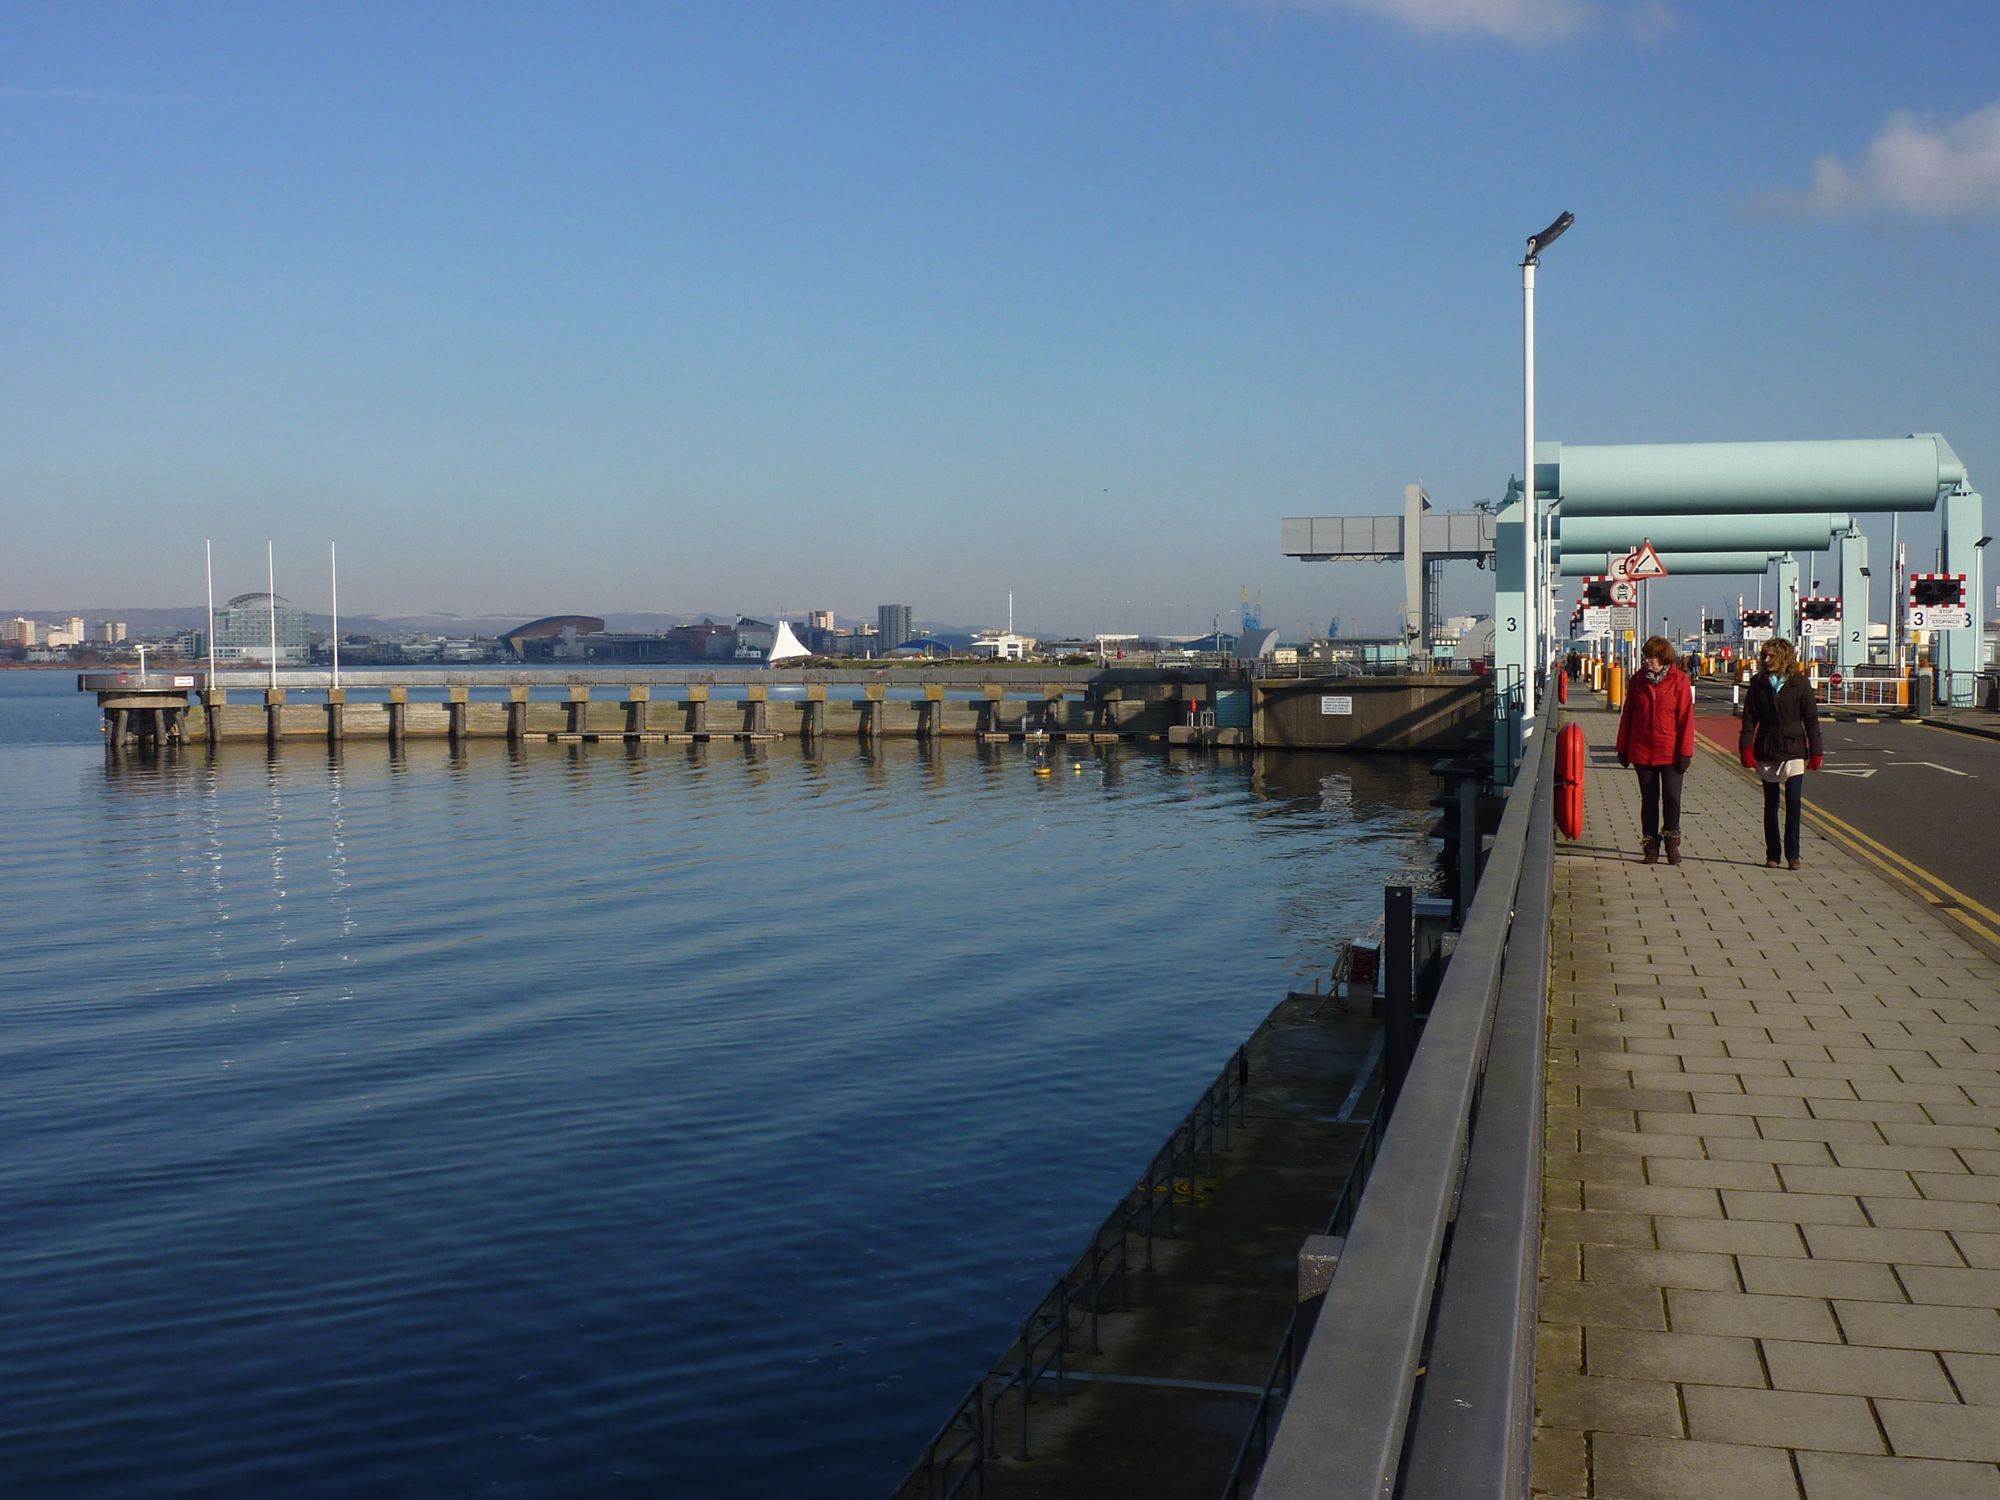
[5,3,1996,637]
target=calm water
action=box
[0,670,1437,1496]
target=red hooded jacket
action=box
[1616,663,1695,767]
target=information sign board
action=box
[1909,605,1969,632]
[1908,573,1970,629]
[1319,695,1353,716]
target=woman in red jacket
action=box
[1616,635,1696,865]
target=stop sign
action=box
[1832,673,1844,688]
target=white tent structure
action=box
[766,619,812,665]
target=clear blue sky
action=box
[5,1,1997,636]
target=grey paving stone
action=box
[1834,1302,2000,1354]
[1667,1288,1841,1343]
[1795,1452,2000,1500]
[1879,1399,2000,1461]
[1592,1432,1802,1499]
[1586,1326,1767,1387]
[1762,1338,1956,1401]
[1681,1384,1882,1454]
[1945,1352,2000,1406]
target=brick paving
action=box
[1534,705,2000,1499]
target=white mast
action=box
[267,541,278,690]
[330,540,340,689]
[205,538,217,687]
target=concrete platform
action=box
[1534,702,2000,1499]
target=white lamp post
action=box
[1522,210,1573,725]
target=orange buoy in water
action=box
[1555,721,1586,840]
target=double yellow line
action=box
[1695,731,2000,951]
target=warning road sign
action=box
[1613,541,1669,580]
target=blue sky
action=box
[4,1,1997,636]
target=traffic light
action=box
[1800,598,1840,622]
[1910,576,1965,608]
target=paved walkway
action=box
[1534,703,2000,1500]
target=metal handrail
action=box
[891,1045,1251,1496]
[1251,724,1550,1499]
[1219,1100,1391,1499]
[1398,728,1555,1498]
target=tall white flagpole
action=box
[267,540,278,691]
[330,540,340,689]
[205,539,217,687]
[1522,254,1538,724]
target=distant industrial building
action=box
[878,604,912,650]
[211,592,311,664]
[969,629,1033,661]
[499,615,606,658]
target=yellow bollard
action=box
[1607,661,1627,709]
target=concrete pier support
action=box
[264,688,286,745]
[508,685,530,742]
[566,684,590,736]
[802,685,826,741]
[1041,686,1066,734]
[918,683,945,739]
[742,684,768,736]
[862,683,886,742]
[1775,552,1800,641]
[1837,529,1869,670]
[447,685,469,745]
[387,687,407,745]
[624,685,648,737]
[325,688,345,744]
[685,685,709,737]
[979,683,1005,735]
[202,688,224,745]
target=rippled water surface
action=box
[0,671,1437,1495]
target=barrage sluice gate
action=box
[82,667,1497,755]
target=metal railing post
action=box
[1383,884,1415,1111]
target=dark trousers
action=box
[1634,764,1684,841]
[1763,775,1803,862]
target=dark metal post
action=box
[1383,884,1414,1112]
[1456,774,1478,927]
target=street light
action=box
[1978,539,1993,673]
[1522,210,1574,729]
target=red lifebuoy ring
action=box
[1555,722,1586,839]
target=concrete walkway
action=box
[1534,703,2000,1499]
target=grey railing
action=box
[892,1046,1251,1499]
[1251,720,1552,1500]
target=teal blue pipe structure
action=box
[1558,550,1778,577]
[1553,512,1852,554]
[1541,435,1962,517]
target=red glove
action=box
[1809,754,1824,771]
[1740,746,1758,770]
